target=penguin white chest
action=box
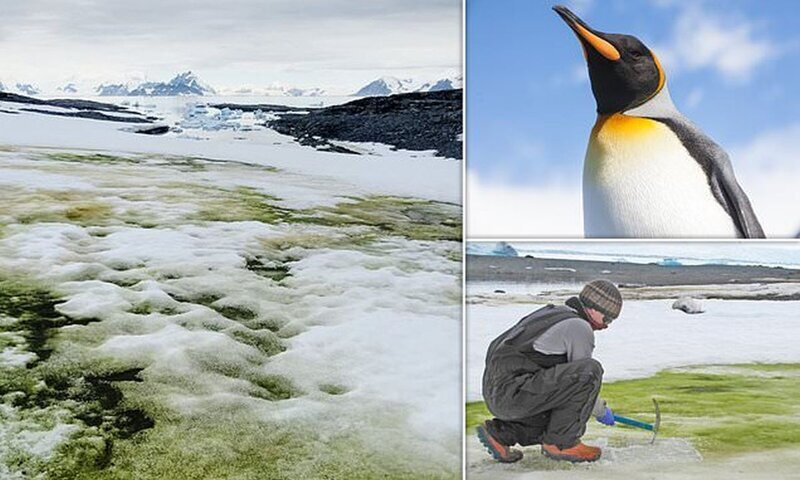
[583,114,738,238]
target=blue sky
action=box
[467,0,800,236]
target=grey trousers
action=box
[485,358,603,449]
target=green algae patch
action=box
[603,364,800,456]
[466,363,800,457]
[43,152,142,165]
[0,188,116,227]
[249,373,301,401]
[0,274,68,364]
[244,255,292,282]
[465,401,491,432]
[227,326,285,357]
[193,186,294,224]
[43,412,456,480]
[212,304,259,322]
[126,302,181,316]
[298,196,462,242]
[319,383,349,396]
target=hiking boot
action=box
[541,442,601,463]
[476,422,523,463]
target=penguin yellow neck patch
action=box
[591,113,658,140]
[587,113,662,173]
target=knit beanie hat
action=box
[579,280,622,320]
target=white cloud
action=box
[467,120,800,238]
[466,170,583,238]
[684,87,705,109]
[731,124,800,237]
[0,0,461,93]
[654,4,776,82]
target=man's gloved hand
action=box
[596,407,615,426]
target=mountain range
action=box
[96,71,216,96]
[352,75,463,97]
[1,72,463,98]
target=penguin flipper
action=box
[707,151,766,239]
[653,117,766,238]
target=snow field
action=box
[0,145,461,478]
[467,299,800,401]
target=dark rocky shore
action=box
[0,92,154,124]
[209,103,299,113]
[467,254,800,286]
[265,89,463,159]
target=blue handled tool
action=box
[612,398,661,444]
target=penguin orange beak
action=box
[553,5,621,62]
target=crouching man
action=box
[477,280,621,463]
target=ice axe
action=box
[612,398,661,444]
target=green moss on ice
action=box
[193,186,294,224]
[4,188,115,227]
[43,152,141,165]
[319,383,349,395]
[602,364,800,455]
[466,363,800,457]
[297,196,462,242]
[0,274,66,364]
[42,411,456,480]
[244,256,292,282]
[227,326,285,357]
[249,373,301,401]
[126,302,180,316]
[465,401,491,431]
[212,304,259,322]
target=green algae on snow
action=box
[193,186,294,224]
[42,411,457,480]
[602,365,800,456]
[319,383,349,396]
[43,152,142,165]
[465,363,800,457]
[302,196,462,242]
[0,188,115,227]
[193,188,461,243]
[0,274,70,364]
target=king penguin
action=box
[553,5,765,238]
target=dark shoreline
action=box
[467,254,800,286]
[265,89,463,159]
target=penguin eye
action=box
[630,50,644,59]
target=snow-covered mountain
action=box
[216,84,326,97]
[352,75,463,97]
[0,82,42,95]
[286,87,326,97]
[95,83,130,96]
[58,83,78,94]
[95,72,216,97]
[353,77,417,97]
[418,75,464,92]
[131,71,215,96]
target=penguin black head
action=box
[553,5,665,114]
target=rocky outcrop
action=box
[1,92,152,124]
[267,89,463,159]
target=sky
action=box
[0,0,462,94]
[467,0,800,237]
